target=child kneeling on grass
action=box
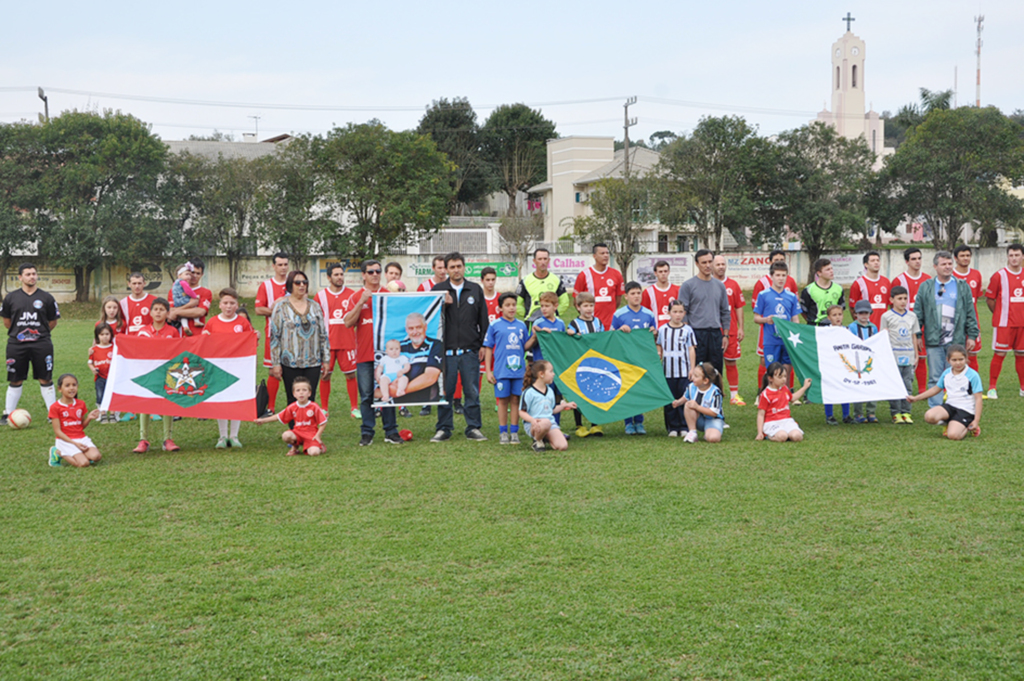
[255,377,327,455]
[519,360,577,452]
[671,362,725,443]
[48,374,102,468]
[907,344,982,440]
[756,362,812,442]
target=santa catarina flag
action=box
[101,333,257,420]
[774,318,909,404]
[537,330,674,425]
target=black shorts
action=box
[938,404,974,427]
[6,341,54,383]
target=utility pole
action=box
[974,15,984,107]
[37,87,48,122]
[248,115,261,140]
[622,96,637,180]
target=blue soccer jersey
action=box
[612,304,656,331]
[521,384,557,424]
[683,381,725,420]
[531,316,566,362]
[484,317,528,379]
[754,288,801,343]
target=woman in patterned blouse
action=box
[269,270,332,405]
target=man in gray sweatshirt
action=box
[677,249,731,374]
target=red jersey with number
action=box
[752,274,798,351]
[278,400,327,440]
[88,344,113,380]
[891,272,930,313]
[353,287,384,364]
[121,294,156,335]
[642,284,679,328]
[49,399,88,439]
[721,277,745,332]
[484,293,500,325]
[255,278,288,332]
[757,385,792,423]
[849,275,891,328]
[316,287,357,350]
[203,314,254,335]
[574,266,624,329]
[137,323,181,339]
[986,267,1024,327]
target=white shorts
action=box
[54,436,96,458]
[762,418,802,439]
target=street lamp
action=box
[37,87,49,122]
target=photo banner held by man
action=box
[371,292,447,407]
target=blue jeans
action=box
[357,361,397,439]
[95,376,106,407]
[926,345,950,408]
[436,352,481,435]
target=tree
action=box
[572,176,652,278]
[648,131,678,151]
[884,87,954,149]
[864,167,905,246]
[187,130,235,142]
[0,123,36,293]
[654,115,759,251]
[29,110,167,301]
[151,150,214,282]
[886,107,1024,251]
[314,121,455,258]
[480,104,556,216]
[775,122,874,282]
[417,98,490,212]
[743,136,790,250]
[498,214,543,277]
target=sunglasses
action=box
[365,269,382,274]
[293,280,308,286]
[937,284,945,296]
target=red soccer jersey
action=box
[891,271,931,313]
[642,284,680,328]
[986,267,1024,328]
[193,287,213,328]
[255,278,289,332]
[849,275,891,328]
[203,314,254,335]
[138,323,181,339]
[952,267,984,321]
[484,293,500,325]
[417,278,444,292]
[88,344,114,380]
[752,274,798,351]
[95,318,126,335]
[722,277,745,332]
[316,286,357,350]
[757,385,792,423]
[352,287,385,364]
[121,294,156,336]
[574,266,625,329]
[278,400,327,440]
[49,398,88,440]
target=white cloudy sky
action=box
[2,0,1020,142]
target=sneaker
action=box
[229,437,243,449]
[842,416,856,425]
[359,434,373,446]
[531,441,546,453]
[120,412,136,422]
[465,428,488,441]
[668,430,679,437]
[350,408,361,419]
[510,432,520,445]
[49,446,61,467]
[1,412,8,427]
[383,432,404,445]
[453,401,464,415]
[262,409,275,419]
[588,425,604,437]
[826,416,839,426]
[730,395,747,406]
[635,423,647,435]
[791,399,802,406]
[162,439,180,452]
[853,416,867,424]
[1020,389,1024,398]
[625,422,637,435]
[400,407,413,418]
[891,414,904,424]
[430,430,451,443]
[683,431,699,443]
[499,432,510,445]
[152,415,163,422]
[902,413,914,424]
[419,406,432,417]
[216,437,229,449]
[132,440,150,453]
[866,415,879,424]
[575,426,590,439]
[987,389,998,400]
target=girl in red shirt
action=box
[756,362,812,442]
[88,324,115,423]
[48,374,102,468]
[96,295,126,335]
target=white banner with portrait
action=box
[371,292,447,408]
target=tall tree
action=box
[887,107,1024,251]
[252,138,330,260]
[885,87,954,149]
[775,122,874,281]
[572,176,652,278]
[498,214,543,277]
[30,110,167,301]
[417,98,489,212]
[480,104,556,216]
[743,135,790,250]
[151,150,212,283]
[0,123,36,293]
[314,121,455,258]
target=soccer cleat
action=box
[1020,389,1024,398]
[162,439,180,452]
[624,422,637,435]
[575,426,590,438]
[216,437,229,449]
[152,415,162,422]
[430,430,451,443]
[730,395,747,407]
[400,407,413,418]
[853,416,867,424]
[891,414,902,424]
[668,430,679,437]
[465,428,488,441]
[986,389,998,400]
[635,423,647,435]
[383,433,404,445]
[499,432,510,445]
[866,415,879,424]
[419,406,432,417]
[133,440,150,453]
[229,438,243,449]
[826,416,839,426]
[509,432,520,445]
[531,440,546,453]
[588,425,604,437]
[902,413,914,424]
[791,399,802,406]
[48,446,61,467]
[0,412,7,427]
[842,416,856,425]
[683,431,699,444]
[359,434,374,447]
[120,412,136,422]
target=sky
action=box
[2,0,1021,144]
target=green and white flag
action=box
[775,319,910,404]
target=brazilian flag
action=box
[536,331,674,425]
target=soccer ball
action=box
[386,281,401,292]
[8,408,31,429]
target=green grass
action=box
[2,301,1024,679]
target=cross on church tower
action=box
[842,12,855,32]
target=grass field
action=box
[2,299,1023,679]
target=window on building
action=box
[836,66,840,90]
[575,192,581,203]
[871,129,876,153]
[852,65,858,88]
